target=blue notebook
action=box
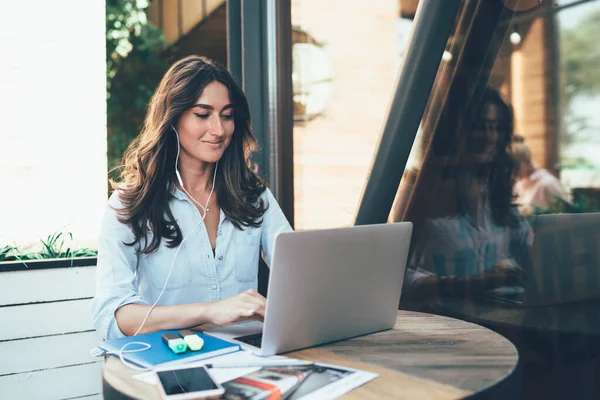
[96,330,241,369]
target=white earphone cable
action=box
[117,341,152,372]
[116,125,218,370]
[174,127,218,220]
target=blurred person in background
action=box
[512,135,570,216]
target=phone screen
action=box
[156,366,218,395]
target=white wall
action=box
[0,0,107,250]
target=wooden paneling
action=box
[147,0,227,65]
[181,0,204,34]
[0,266,95,306]
[0,331,99,376]
[148,0,160,27]
[510,9,559,172]
[0,265,100,399]
[181,0,223,36]
[150,0,225,47]
[161,0,180,43]
[0,362,102,400]
[490,39,513,99]
[0,298,93,341]
[170,3,227,67]
[399,0,420,18]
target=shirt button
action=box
[218,230,222,236]
[211,284,217,291]
[218,255,223,260]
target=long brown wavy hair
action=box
[112,55,267,254]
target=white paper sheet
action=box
[132,350,292,385]
[297,370,378,400]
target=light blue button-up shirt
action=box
[90,187,292,340]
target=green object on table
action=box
[179,330,205,351]
[162,333,188,354]
[168,338,188,354]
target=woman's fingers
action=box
[251,304,266,316]
[244,289,267,302]
[249,313,265,322]
[207,290,267,326]
[239,290,266,309]
[238,301,265,317]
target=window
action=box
[395,0,600,397]
[291,0,412,229]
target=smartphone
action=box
[153,364,225,400]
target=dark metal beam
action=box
[227,0,294,224]
[239,0,268,182]
[226,0,242,86]
[227,0,294,296]
[265,0,295,227]
[353,0,461,225]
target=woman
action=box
[91,56,292,340]
[403,87,531,301]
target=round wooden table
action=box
[434,297,600,336]
[433,298,600,400]
[102,311,519,399]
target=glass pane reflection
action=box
[396,0,600,397]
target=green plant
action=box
[0,245,16,262]
[528,191,600,218]
[0,232,98,264]
[106,0,169,173]
[37,232,97,259]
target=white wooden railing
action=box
[0,265,102,399]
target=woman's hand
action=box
[435,259,524,298]
[204,289,266,327]
[489,259,524,287]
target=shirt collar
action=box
[169,183,188,201]
[169,182,227,223]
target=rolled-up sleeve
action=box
[260,188,293,266]
[90,192,149,340]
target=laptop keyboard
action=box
[233,332,263,347]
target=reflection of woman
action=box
[403,87,531,300]
[512,135,570,215]
[91,56,292,340]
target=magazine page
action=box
[221,366,313,400]
[220,363,378,400]
[286,363,377,400]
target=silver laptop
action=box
[206,222,413,356]
[489,213,600,307]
